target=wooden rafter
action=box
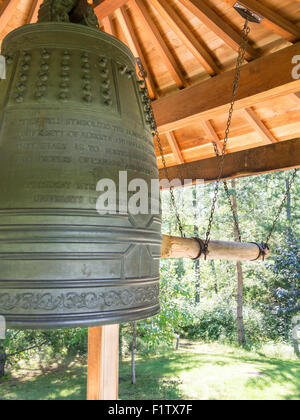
[201,120,224,155]
[149,0,220,75]
[165,131,185,164]
[242,107,279,144]
[102,16,116,36]
[130,0,187,88]
[115,7,157,99]
[223,0,300,42]
[0,0,20,32]
[94,0,128,20]
[290,92,300,106]
[152,43,300,133]
[178,0,259,60]
[27,0,43,24]
[159,138,300,184]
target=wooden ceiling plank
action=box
[102,16,116,36]
[223,0,300,42]
[27,0,44,24]
[115,6,157,99]
[95,0,129,20]
[178,0,259,60]
[165,131,185,164]
[201,120,224,155]
[243,107,279,144]
[290,92,300,106]
[152,43,300,133]
[0,0,20,32]
[130,0,187,88]
[159,138,300,184]
[149,0,220,75]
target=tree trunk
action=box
[175,334,180,350]
[0,344,7,378]
[131,321,137,385]
[193,187,200,303]
[210,260,218,294]
[292,318,300,359]
[231,180,246,347]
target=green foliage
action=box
[1,170,299,370]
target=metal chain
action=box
[136,17,296,250]
[223,181,242,242]
[212,142,242,242]
[136,59,185,238]
[203,19,250,252]
[265,168,298,245]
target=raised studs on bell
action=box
[14,94,24,103]
[99,57,108,68]
[19,74,27,82]
[119,65,127,75]
[102,90,111,100]
[63,51,70,59]
[59,92,69,101]
[35,91,45,99]
[101,69,109,76]
[42,52,50,59]
[104,99,113,106]
[39,73,48,82]
[83,94,92,103]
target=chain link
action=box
[212,139,242,241]
[203,19,250,253]
[136,59,185,238]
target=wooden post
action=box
[87,325,119,401]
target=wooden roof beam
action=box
[27,0,44,23]
[165,132,185,164]
[223,0,300,42]
[290,92,300,106]
[130,0,187,88]
[242,108,279,144]
[94,0,129,20]
[159,138,300,185]
[115,6,157,99]
[152,43,300,133]
[102,16,116,36]
[0,0,20,32]
[178,0,259,60]
[149,0,220,75]
[201,120,224,155]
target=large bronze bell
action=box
[0,1,161,329]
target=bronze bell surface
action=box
[0,1,162,329]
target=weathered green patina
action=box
[0,1,161,329]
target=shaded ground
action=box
[0,342,299,400]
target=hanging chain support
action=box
[136,58,185,238]
[203,19,251,256]
[136,11,296,257]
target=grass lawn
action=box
[0,342,299,400]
